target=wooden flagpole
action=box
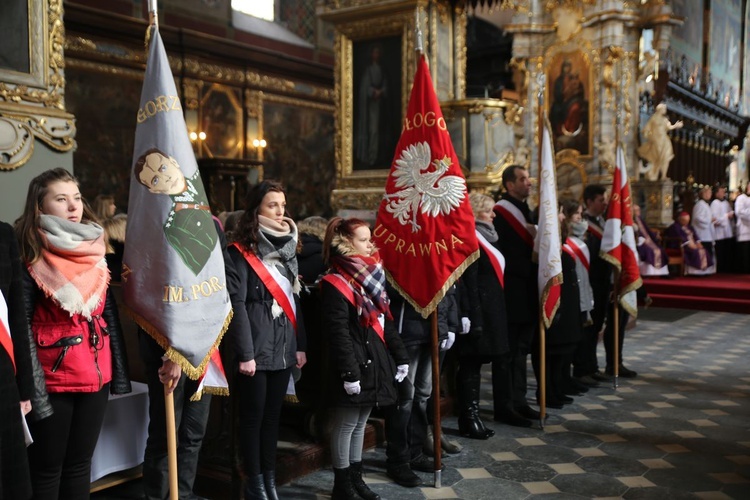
[413,6,442,487]
[146,1,178,497]
[612,48,624,390]
[536,73,547,428]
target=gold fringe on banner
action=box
[539,272,563,329]
[123,304,233,381]
[387,249,479,320]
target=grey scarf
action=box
[257,215,300,292]
[476,220,498,243]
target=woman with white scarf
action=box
[16,168,131,500]
[227,180,307,500]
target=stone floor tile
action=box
[561,413,589,421]
[673,430,704,438]
[693,492,734,500]
[550,463,585,474]
[490,451,520,461]
[456,468,492,479]
[516,437,545,446]
[657,444,691,453]
[597,434,626,442]
[618,476,657,487]
[708,472,750,484]
[420,486,459,499]
[574,447,607,457]
[633,411,659,418]
[639,458,674,469]
[688,419,719,427]
[522,481,560,494]
[649,402,675,408]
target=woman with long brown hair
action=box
[16,168,131,500]
[227,180,307,500]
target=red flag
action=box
[534,123,563,328]
[373,55,478,317]
[600,146,642,316]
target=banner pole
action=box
[538,314,546,428]
[148,0,158,28]
[164,384,179,500]
[430,310,442,487]
[612,48,623,390]
[536,72,547,429]
[612,270,620,389]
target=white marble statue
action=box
[637,103,683,181]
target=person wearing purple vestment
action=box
[664,212,715,275]
[633,205,668,276]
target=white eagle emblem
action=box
[384,141,466,232]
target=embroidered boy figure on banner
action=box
[134,148,217,275]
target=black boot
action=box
[457,370,494,439]
[349,462,380,500]
[263,470,279,500]
[244,474,269,500]
[332,467,358,500]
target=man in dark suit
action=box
[491,165,539,427]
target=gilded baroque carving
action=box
[64,35,333,102]
[0,0,76,170]
[453,6,467,99]
[0,113,76,170]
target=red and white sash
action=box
[565,236,590,271]
[586,219,604,240]
[233,243,297,333]
[475,230,505,288]
[322,274,386,344]
[0,290,14,373]
[494,200,535,247]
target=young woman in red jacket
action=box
[16,168,131,500]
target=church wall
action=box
[62,1,335,218]
[0,147,73,223]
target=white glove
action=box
[344,380,361,395]
[637,236,646,246]
[461,317,471,334]
[440,332,456,351]
[395,364,409,383]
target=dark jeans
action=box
[27,386,109,500]
[492,321,536,414]
[384,343,432,465]
[236,367,292,476]
[140,332,211,500]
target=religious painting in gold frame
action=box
[555,148,587,203]
[199,84,243,159]
[332,10,414,189]
[545,49,592,156]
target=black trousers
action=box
[27,386,109,500]
[236,367,292,476]
[715,238,734,273]
[140,332,211,500]
[573,283,608,377]
[492,321,536,414]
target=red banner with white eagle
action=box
[600,145,642,317]
[373,54,478,318]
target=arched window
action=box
[232,0,274,21]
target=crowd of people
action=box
[635,183,750,277]
[3,166,746,500]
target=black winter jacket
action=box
[458,245,510,358]
[493,195,539,325]
[386,284,449,348]
[321,279,409,408]
[227,245,307,371]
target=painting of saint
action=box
[353,36,402,170]
[548,51,590,155]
